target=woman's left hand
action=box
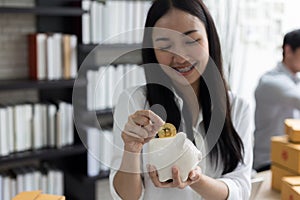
[148,165,202,189]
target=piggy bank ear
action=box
[174,132,187,147]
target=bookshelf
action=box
[0,0,147,199]
[0,144,86,166]
[0,7,86,16]
[0,79,83,90]
[0,1,87,200]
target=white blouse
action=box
[109,85,253,200]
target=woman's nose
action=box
[173,52,187,64]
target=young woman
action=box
[109,0,252,199]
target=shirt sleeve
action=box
[256,75,300,109]
[217,96,253,200]
[109,87,146,200]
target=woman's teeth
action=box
[175,63,195,73]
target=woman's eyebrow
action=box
[182,30,199,36]
[154,37,170,42]
[154,30,199,41]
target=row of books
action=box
[86,64,146,111]
[82,0,151,44]
[87,128,113,177]
[0,101,74,157]
[28,33,78,80]
[0,163,64,200]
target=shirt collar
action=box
[277,62,300,84]
[170,87,204,128]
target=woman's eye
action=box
[186,39,200,45]
[159,45,172,50]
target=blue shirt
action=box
[253,62,300,169]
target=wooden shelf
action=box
[95,108,113,116]
[0,79,83,91]
[0,144,87,165]
[0,6,86,16]
[79,43,143,66]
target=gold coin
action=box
[158,123,177,138]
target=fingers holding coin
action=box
[126,110,165,138]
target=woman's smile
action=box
[172,62,198,76]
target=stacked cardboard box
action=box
[282,177,300,200]
[13,191,65,200]
[271,119,300,193]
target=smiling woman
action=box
[152,9,209,87]
[109,0,253,200]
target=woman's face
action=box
[152,8,209,86]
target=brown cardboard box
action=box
[285,119,300,143]
[271,164,297,191]
[271,136,300,173]
[13,191,65,200]
[282,177,300,200]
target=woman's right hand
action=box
[122,110,165,153]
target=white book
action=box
[55,110,62,148]
[32,170,41,191]
[111,1,120,43]
[47,35,55,80]
[0,107,9,156]
[40,175,47,194]
[56,102,67,148]
[87,128,101,177]
[137,65,146,86]
[3,175,10,200]
[82,0,91,44]
[41,104,48,148]
[97,67,107,110]
[96,2,103,43]
[126,1,134,44]
[0,175,2,200]
[33,104,43,149]
[70,35,78,79]
[119,1,126,43]
[100,130,113,171]
[47,170,55,194]
[6,106,14,154]
[101,1,109,43]
[124,64,132,89]
[91,1,98,44]
[107,65,115,109]
[14,169,24,194]
[130,65,138,88]
[53,33,63,79]
[87,70,95,111]
[14,105,25,152]
[24,104,33,151]
[113,65,125,106]
[66,104,74,145]
[52,170,63,195]
[37,33,47,80]
[47,104,57,147]
[10,179,16,200]
[24,169,31,191]
[61,102,68,147]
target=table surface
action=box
[254,170,281,200]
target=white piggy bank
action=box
[148,132,202,182]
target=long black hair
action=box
[142,0,244,174]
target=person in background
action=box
[254,29,300,172]
[109,0,253,199]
